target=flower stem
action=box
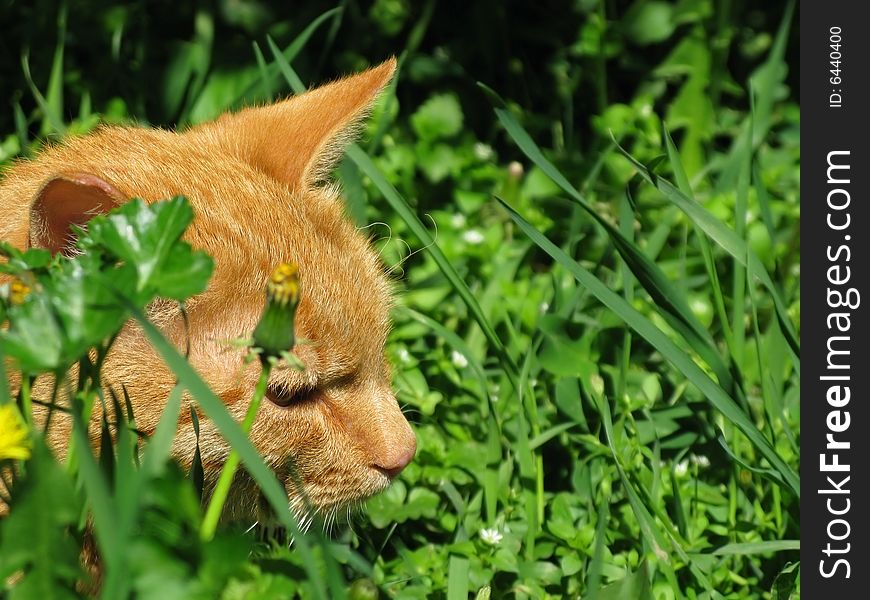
[19,375,32,426]
[200,362,271,541]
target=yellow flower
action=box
[266,262,300,307]
[0,404,31,461]
[253,263,301,359]
[9,279,31,305]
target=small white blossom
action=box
[691,454,710,468]
[508,161,524,179]
[539,301,550,314]
[451,350,469,369]
[451,213,467,228]
[474,142,494,161]
[490,383,501,403]
[480,527,503,546]
[397,348,411,363]
[675,460,689,477]
[462,229,485,245]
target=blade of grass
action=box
[730,107,752,373]
[68,393,124,598]
[663,124,735,356]
[176,9,215,123]
[265,35,305,92]
[593,385,694,597]
[491,103,733,391]
[719,0,795,195]
[747,248,797,451]
[42,2,66,138]
[227,8,342,109]
[20,51,66,136]
[615,141,800,365]
[128,306,343,600]
[253,41,274,101]
[447,555,470,600]
[518,345,544,542]
[711,540,799,556]
[12,99,29,153]
[498,198,800,498]
[585,497,609,600]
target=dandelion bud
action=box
[252,263,300,361]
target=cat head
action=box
[0,58,416,523]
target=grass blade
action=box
[129,306,343,600]
[491,103,733,390]
[42,2,66,137]
[497,198,800,498]
[711,540,799,556]
[447,555,470,600]
[348,149,519,388]
[615,142,800,363]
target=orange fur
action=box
[0,58,415,524]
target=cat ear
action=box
[30,173,124,255]
[197,57,396,189]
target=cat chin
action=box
[284,467,392,510]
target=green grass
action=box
[1,1,800,598]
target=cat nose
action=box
[374,435,417,479]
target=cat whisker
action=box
[384,213,438,278]
[400,406,422,419]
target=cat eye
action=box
[266,383,314,407]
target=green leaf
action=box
[411,93,464,141]
[596,560,653,600]
[712,540,799,556]
[0,243,52,274]
[86,197,213,299]
[0,435,82,597]
[624,1,676,45]
[447,555,469,600]
[771,562,800,600]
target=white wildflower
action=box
[691,454,710,468]
[451,213,467,228]
[674,460,689,477]
[474,142,494,161]
[397,347,411,363]
[480,527,503,546]
[462,229,485,245]
[451,350,469,369]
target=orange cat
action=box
[0,58,416,525]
